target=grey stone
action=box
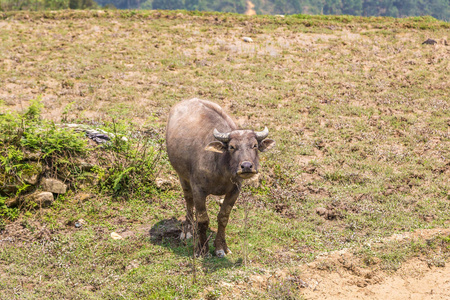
[22,162,42,185]
[316,207,327,216]
[29,192,54,207]
[23,151,42,161]
[75,218,86,228]
[77,160,95,172]
[41,178,67,194]
[155,176,176,191]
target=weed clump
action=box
[0,98,163,224]
[94,119,164,199]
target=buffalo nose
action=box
[241,161,253,170]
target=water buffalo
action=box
[166,98,275,257]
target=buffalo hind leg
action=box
[214,187,240,258]
[180,178,194,240]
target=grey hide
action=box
[166,98,275,257]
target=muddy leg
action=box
[214,187,240,258]
[180,178,194,240]
[192,188,209,256]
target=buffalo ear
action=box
[259,139,275,152]
[205,141,226,153]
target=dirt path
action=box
[245,0,256,16]
[300,259,450,299]
[219,228,450,299]
[300,228,450,299]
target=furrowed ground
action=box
[0,10,449,299]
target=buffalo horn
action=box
[213,128,231,142]
[255,127,269,140]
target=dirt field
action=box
[1,10,449,299]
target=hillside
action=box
[1,0,450,21]
[0,10,449,299]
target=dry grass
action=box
[0,10,449,299]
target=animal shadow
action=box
[148,218,242,272]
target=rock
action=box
[110,232,123,240]
[325,210,337,220]
[243,37,253,43]
[77,160,95,172]
[316,207,327,216]
[41,178,67,194]
[87,132,110,144]
[23,151,42,161]
[75,218,86,228]
[22,162,43,185]
[316,207,337,220]
[422,38,437,45]
[26,191,54,207]
[155,176,176,191]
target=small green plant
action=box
[0,146,24,173]
[24,96,44,121]
[61,101,75,122]
[0,97,89,207]
[0,196,19,225]
[21,123,87,157]
[95,120,164,199]
[205,289,222,300]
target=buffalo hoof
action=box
[216,249,226,258]
[216,248,232,257]
[180,231,193,240]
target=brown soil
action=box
[299,258,450,299]
[217,228,450,299]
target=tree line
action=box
[1,0,449,21]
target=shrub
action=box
[0,97,88,200]
[95,120,164,199]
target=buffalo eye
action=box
[252,144,258,149]
[229,145,235,150]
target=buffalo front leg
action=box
[214,187,240,258]
[192,188,210,256]
[180,178,194,240]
